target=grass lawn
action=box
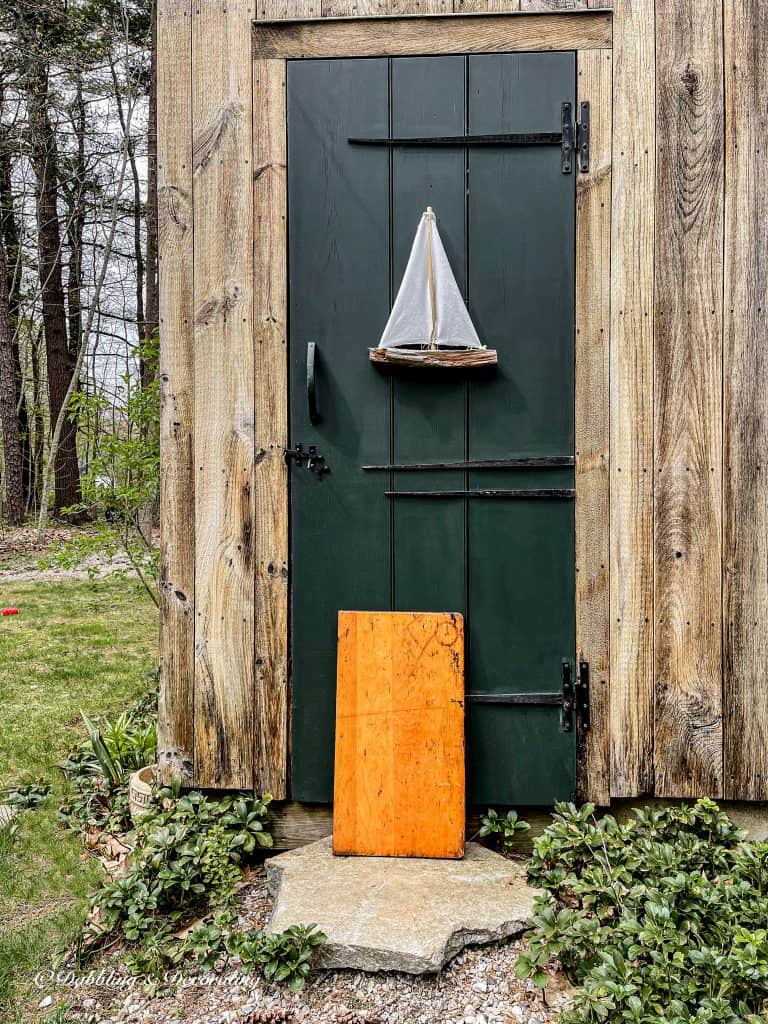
[0,577,158,1022]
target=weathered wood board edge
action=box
[253,10,612,58]
[575,46,611,805]
[253,57,289,799]
[157,0,195,787]
[608,0,655,798]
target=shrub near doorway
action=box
[517,800,768,1024]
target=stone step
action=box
[266,838,536,975]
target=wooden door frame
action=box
[251,8,612,811]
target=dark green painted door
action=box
[288,52,576,806]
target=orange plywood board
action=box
[333,611,465,859]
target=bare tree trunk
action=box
[31,326,45,511]
[110,60,146,365]
[0,75,32,510]
[0,233,24,525]
[25,60,81,513]
[38,41,136,539]
[66,77,85,371]
[144,0,159,368]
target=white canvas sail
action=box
[378,208,483,351]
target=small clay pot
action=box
[128,765,156,823]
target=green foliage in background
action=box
[47,335,161,604]
[517,799,768,1024]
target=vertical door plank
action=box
[653,0,723,798]
[157,0,195,786]
[253,58,288,798]
[333,611,465,858]
[609,0,655,798]
[575,48,611,804]
[287,59,391,802]
[723,0,768,800]
[468,52,577,805]
[390,56,466,624]
[192,0,255,789]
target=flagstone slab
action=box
[265,838,536,974]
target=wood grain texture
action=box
[253,12,612,58]
[653,0,723,798]
[258,0,321,21]
[521,0,587,9]
[157,0,195,786]
[723,0,768,800]
[253,58,288,798]
[333,611,465,858]
[575,48,611,805]
[609,0,655,798]
[453,0,520,13]
[192,0,256,789]
[324,0,390,18]
[392,0,451,14]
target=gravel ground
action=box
[48,868,575,1024]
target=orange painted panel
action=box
[333,611,465,859]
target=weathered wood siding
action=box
[158,0,195,786]
[192,0,256,789]
[159,0,768,805]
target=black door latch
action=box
[284,443,330,477]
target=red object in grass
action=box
[2,608,19,616]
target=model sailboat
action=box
[370,207,498,368]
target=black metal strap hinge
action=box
[561,660,575,732]
[577,102,590,174]
[464,659,590,734]
[350,99,590,176]
[576,659,590,730]
[561,102,574,174]
[562,101,590,175]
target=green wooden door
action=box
[288,52,576,806]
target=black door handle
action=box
[307,342,320,425]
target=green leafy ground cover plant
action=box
[518,799,768,1024]
[477,808,531,849]
[83,784,325,990]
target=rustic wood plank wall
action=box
[157,0,195,785]
[575,46,612,804]
[723,0,768,801]
[608,0,655,798]
[191,0,256,788]
[159,0,768,807]
[653,0,723,798]
[252,58,289,798]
